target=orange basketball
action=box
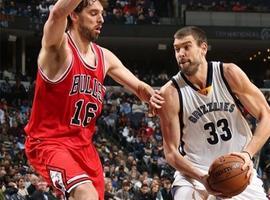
[208,154,249,197]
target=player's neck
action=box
[69,30,91,54]
[188,61,208,89]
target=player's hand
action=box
[201,174,233,199]
[230,151,254,184]
[149,90,164,116]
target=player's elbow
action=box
[164,149,177,166]
[49,6,67,21]
[263,108,270,132]
[259,106,270,121]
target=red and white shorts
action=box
[25,137,104,199]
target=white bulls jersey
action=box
[171,61,252,171]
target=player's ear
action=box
[201,42,208,56]
[69,11,78,22]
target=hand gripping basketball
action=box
[207,154,250,197]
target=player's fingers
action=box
[150,98,164,109]
[208,189,225,198]
[149,101,161,109]
[152,93,165,102]
[230,152,249,170]
[154,89,162,95]
[148,106,156,117]
[152,90,165,101]
[247,168,253,184]
[242,154,253,171]
[241,159,250,170]
[206,177,225,197]
[229,152,242,158]
[246,162,253,181]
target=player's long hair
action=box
[66,0,108,30]
[174,26,208,46]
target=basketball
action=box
[208,154,249,197]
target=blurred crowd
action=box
[183,0,270,12]
[0,71,270,200]
[0,0,164,25]
[1,0,270,28]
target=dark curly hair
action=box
[66,0,108,30]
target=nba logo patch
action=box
[50,170,66,192]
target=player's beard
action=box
[78,24,99,42]
[179,60,199,76]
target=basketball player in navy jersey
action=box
[154,26,270,199]
[24,0,163,200]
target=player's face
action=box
[174,35,206,76]
[77,1,104,41]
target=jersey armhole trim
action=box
[38,56,73,84]
[99,46,106,80]
[171,77,186,156]
[219,62,244,112]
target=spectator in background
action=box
[123,0,136,14]
[160,177,173,200]
[135,3,146,24]
[0,178,4,199]
[134,183,152,200]
[26,173,39,196]
[4,180,25,200]
[7,1,17,15]
[112,7,126,24]
[0,98,8,124]
[150,180,163,200]
[16,176,29,198]
[146,8,159,24]
[38,1,49,20]
[0,77,12,103]
[104,178,118,200]
[124,11,134,24]
[232,1,246,12]
[115,179,134,200]
[11,77,27,108]
[131,99,147,128]
[29,179,57,200]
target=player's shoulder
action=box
[160,80,178,100]
[158,80,180,115]
[98,46,112,55]
[222,62,240,71]
[98,46,118,61]
[222,62,248,92]
[222,62,243,77]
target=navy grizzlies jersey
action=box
[172,61,252,169]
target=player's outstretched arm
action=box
[224,63,270,159]
[103,48,164,107]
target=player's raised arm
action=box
[223,63,270,158]
[42,0,82,49]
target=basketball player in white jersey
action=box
[154,26,270,199]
